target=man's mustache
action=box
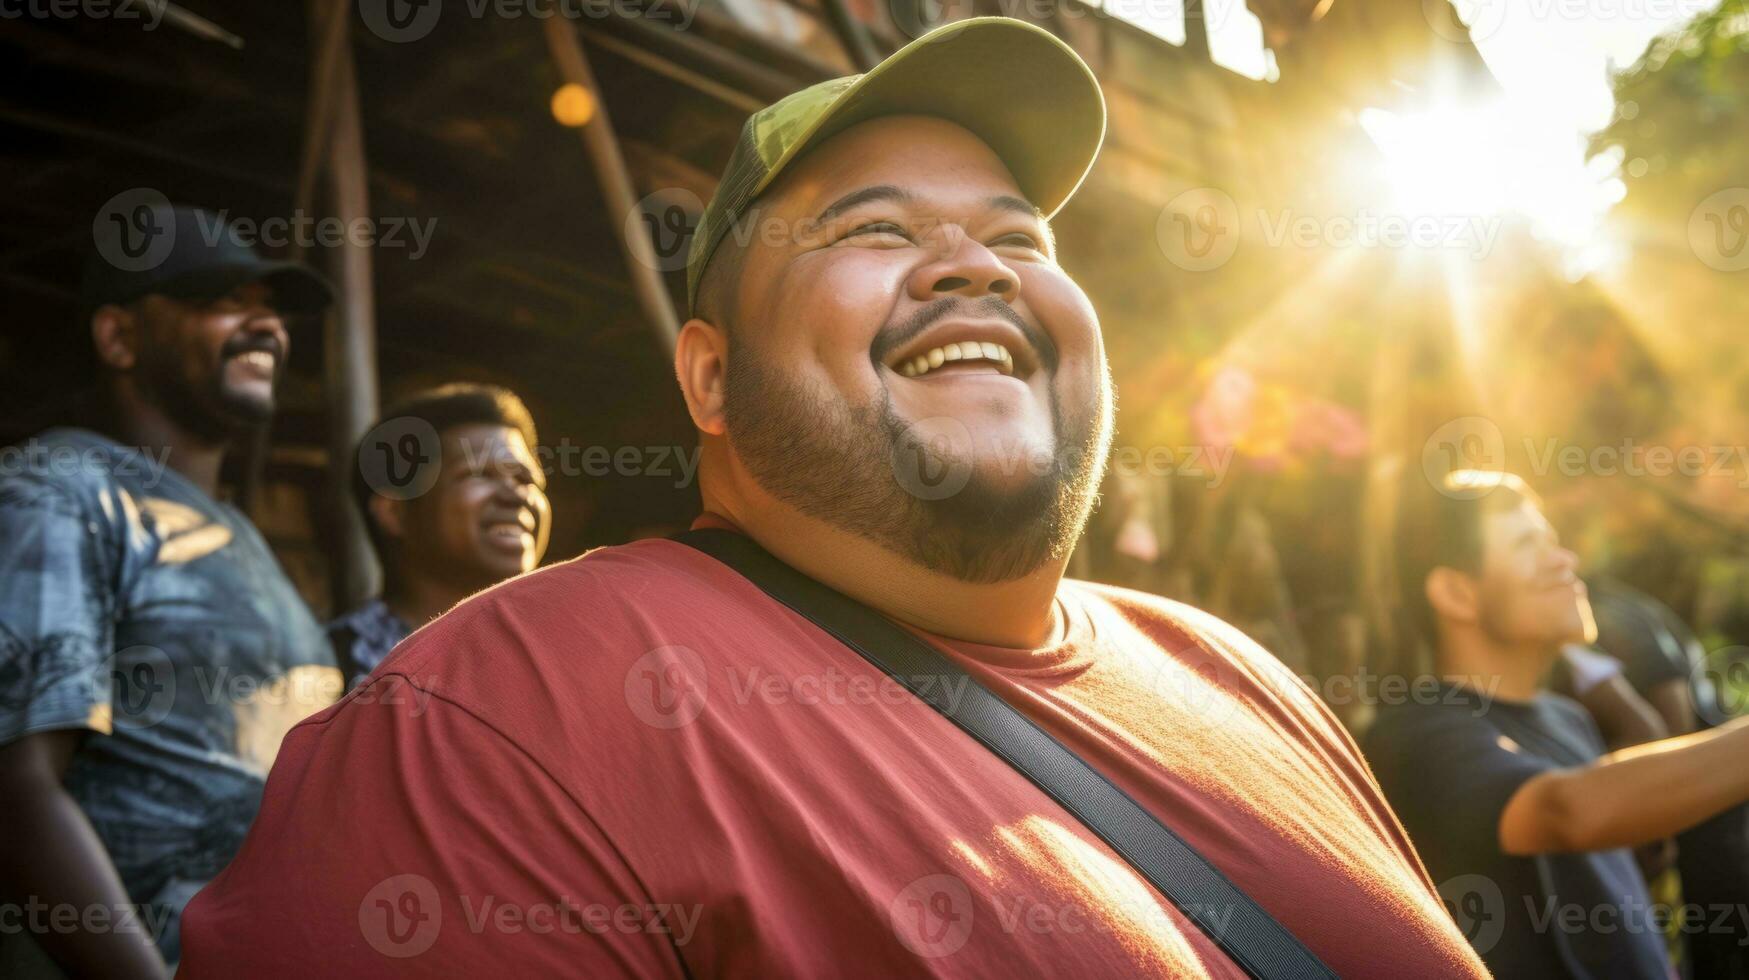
[868,296,1059,374]
[221,327,284,362]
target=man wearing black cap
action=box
[0,204,341,977]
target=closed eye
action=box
[990,231,1043,251]
[840,220,912,243]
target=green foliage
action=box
[1591,0,1749,211]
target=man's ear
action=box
[1425,566,1481,627]
[91,304,139,372]
[368,494,407,542]
[675,317,729,436]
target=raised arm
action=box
[1500,715,1749,855]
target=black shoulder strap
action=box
[675,528,1337,980]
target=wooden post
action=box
[543,17,682,356]
[818,0,882,71]
[303,0,381,613]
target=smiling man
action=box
[1365,470,1749,978]
[0,205,338,977]
[180,20,1483,977]
[329,383,551,689]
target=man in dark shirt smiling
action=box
[0,206,339,977]
[1365,470,1749,978]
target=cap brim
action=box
[158,261,336,315]
[758,17,1105,219]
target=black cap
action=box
[82,200,335,315]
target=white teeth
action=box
[235,351,275,372]
[895,341,1015,379]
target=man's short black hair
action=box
[351,383,540,561]
[1395,470,1542,663]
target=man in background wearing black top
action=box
[1364,470,1749,979]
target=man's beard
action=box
[723,341,1113,585]
[139,345,274,445]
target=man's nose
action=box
[907,226,1019,303]
[1551,545,1580,575]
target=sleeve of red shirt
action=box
[177,670,687,978]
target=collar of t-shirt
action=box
[687,511,1093,679]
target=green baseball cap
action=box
[685,16,1106,315]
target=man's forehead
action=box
[1486,500,1551,537]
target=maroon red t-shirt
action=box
[180,520,1484,977]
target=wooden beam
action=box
[543,17,682,356]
